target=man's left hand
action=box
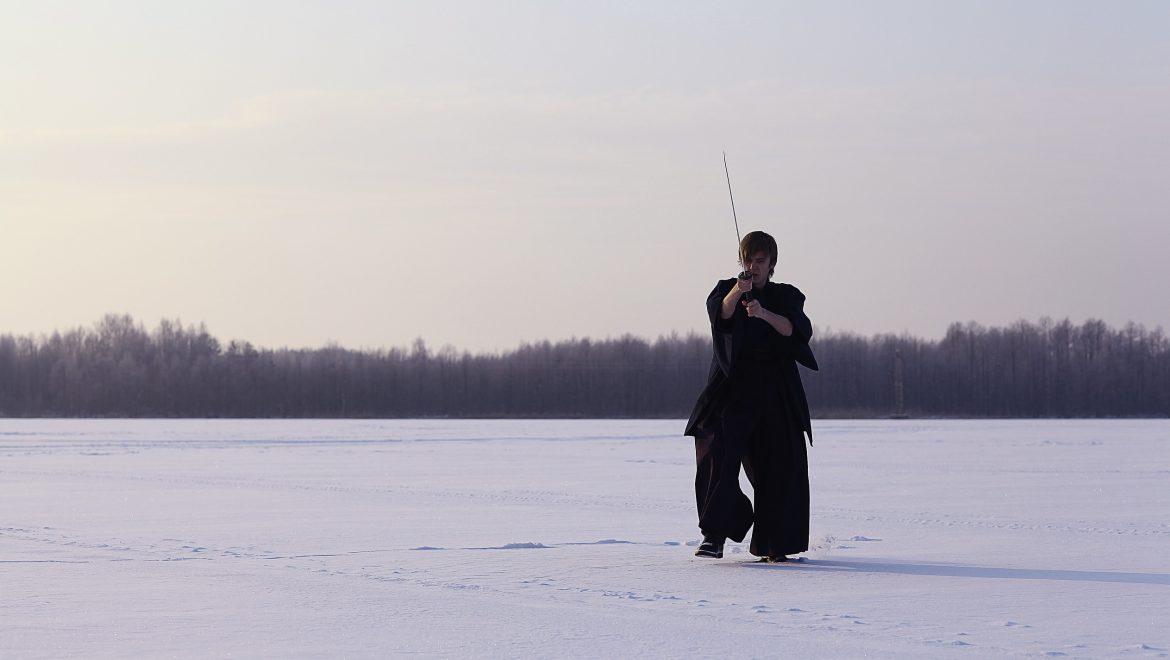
[742,298,770,320]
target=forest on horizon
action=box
[1,314,1167,419]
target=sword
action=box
[723,151,752,301]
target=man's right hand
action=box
[722,276,751,319]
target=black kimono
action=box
[684,278,818,557]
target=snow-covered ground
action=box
[2,419,1167,658]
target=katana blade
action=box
[723,151,742,248]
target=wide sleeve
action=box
[784,287,813,343]
[706,279,736,334]
[778,285,818,371]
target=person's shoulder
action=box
[771,282,806,301]
[707,277,737,300]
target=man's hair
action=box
[739,231,778,276]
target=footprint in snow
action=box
[927,639,972,647]
[460,542,552,550]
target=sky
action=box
[2,1,1167,352]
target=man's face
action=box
[742,251,773,286]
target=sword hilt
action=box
[738,271,753,302]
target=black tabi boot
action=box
[694,536,725,559]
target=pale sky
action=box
[3,1,1167,352]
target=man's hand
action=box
[742,298,768,319]
[743,299,795,336]
[721,277,751,319]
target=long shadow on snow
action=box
[747,559,1170,586]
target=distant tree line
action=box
[0,314,1167,418]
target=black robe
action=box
[684,278,818,556]
[684,279,817,442]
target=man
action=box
[684,230,818,562]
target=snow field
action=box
[1,419,1168,658]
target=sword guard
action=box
[738,271,753,302]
